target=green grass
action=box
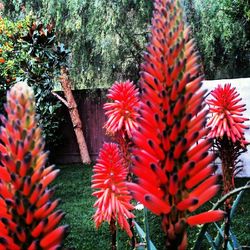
[54,164,250,249]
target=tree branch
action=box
[51,91,69,107]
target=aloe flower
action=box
[127,1,224,249]
[207,83,249,192]
[103,81,139,248]
[207,83,249,249]
[207,83,249,147]
[92,143,134,237]
[0,82,67,249]
[103,80,140,171]
[103,80,140,138]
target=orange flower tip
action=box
[186,210,225,226]
[133,155,141,163]
[177,198,198,211]
[188,161,195,170]
[10,173,17,181]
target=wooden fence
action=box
[50,89,110,164]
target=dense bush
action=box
[0,15,66,148]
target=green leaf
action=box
[193,183,250,250]
[213,222,224,248]
[204,232,218,250]
[229,229,241,250]
[230,181,250,218]
[133,220,157,250]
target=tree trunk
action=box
[59,67,91,164]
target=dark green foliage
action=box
[0,16,68,148]
[54,165,250,249]
[3,0,250,84]
[21,22,69,148]
[184,0,250,79]
[2,0,153,88]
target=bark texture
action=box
[59,67,91,164]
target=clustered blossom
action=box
[0,82,67,249]
[126,0,224,249]
[92,143,134,237]
[103,80,140,138]
[206,81,249,250]
[206,83,249,147]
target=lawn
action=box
[54,164,250,249]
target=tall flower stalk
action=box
[103,80,140,247]
[206,83,249,249]
[127,0,224,249]
[103,80,140,172]
[0,82,67,249]
[92,143,134,250]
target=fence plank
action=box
[51,89,110,164]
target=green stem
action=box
[211,185,250,210]
[110,218,117,250]
[128,218,135,249]
[222,206,231,250]
[143,208,151,250]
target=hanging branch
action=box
[51,91,69,107]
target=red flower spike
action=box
[103,80,140,138]
[0,82,68,249]
[127,1,223,248]
[207,83,249,147]
[92,143,134,237]
[207,84,249,246]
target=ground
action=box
[54,164,250,250]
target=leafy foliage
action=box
[184,0,250,79]
[0,15,31,88]
[1,0,153,88]
[0,15,67,148]
[2,0,250,84]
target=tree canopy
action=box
[2,0,153,88]
[185,0,250,79]
[1,0,250,86]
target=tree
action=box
[1,0,153,88]
[53,67,91,163]
[184,0,250,79]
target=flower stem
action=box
[222,206,231,250]
[128,218,135,249]
[143,208,151,250]
[110,218,117,250]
